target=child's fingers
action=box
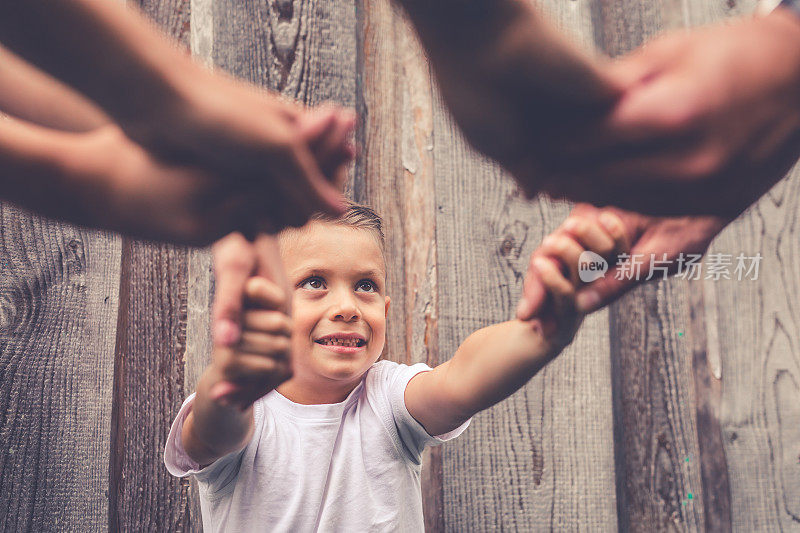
[537,233,584,285]
[561,216,616,258]
[244,276,288,310]
[533,256,578,320]
[238,331,291,357]
[533,256,574,300]
[597,210,630,254]
[516,263,547,320]
[242,310,293,337]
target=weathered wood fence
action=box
[1,0,798,531]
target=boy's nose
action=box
[330,291,361,322]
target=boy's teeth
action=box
[321,338,361,347]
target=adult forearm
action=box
[183,366,255,466]
[0,118,106,225]
[0,0,199,129]
[0,46,109,132]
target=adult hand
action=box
[60,101,354,245]
[516,204,729,320]
[131,76,355,233]
[544,10,800,217]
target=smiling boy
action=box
[164,204,627,532]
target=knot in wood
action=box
[500,237,515,257]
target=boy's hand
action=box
[210,276,293,410]
[525,209,629,348]
[517,204,727,319]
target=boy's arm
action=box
[181,276,293,467]
[405,319,573,437]
[181,363,256,468]
[406,211,627,437]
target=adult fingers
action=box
[253,234,291,313]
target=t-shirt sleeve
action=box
[163,393,247,495]
[375,361,470,464]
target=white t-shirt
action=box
[164,360,470,533]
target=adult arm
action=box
[0,0,349,230]
[395,0,622,194]
[0,45,109,132]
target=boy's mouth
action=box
[314,333,367,348]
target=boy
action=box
[164,204,627,532]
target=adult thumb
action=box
[575,267,639,313]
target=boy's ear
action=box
[385,296,391,316]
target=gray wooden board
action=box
[431,0,618,528]
[0,207,120,531]
[705,110,800,529]
[681,2,800,531]
[589,1,713,530]
[110,240,191,532]
[354,1,443,528]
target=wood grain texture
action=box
[354,0,442,528]
[430,0,618,528]
[703,114,800,533]
[0,207,120,531]
[109,2,195,532]
[590,2,714,531]
[109,241,191,532]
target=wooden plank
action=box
[592,2,711,531]
[696,0,800,523]
[109,241,191,532]
[427,0,618,528]
[354,0,442,528]
[108,2,195,531]
[705,172,800,532]
[0,207,121,531]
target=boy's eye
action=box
[300,277,326,290]
[355,280,377,293]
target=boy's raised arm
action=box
[405,319,570,437]
[405,212,627,437]
[181,276,293,467]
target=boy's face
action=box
[281,222,389,391]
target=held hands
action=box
[522,209,629,350]
[128,71,356,234]
[208,274,293,410]
[517,204,728,321]
[62,101,355,246]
